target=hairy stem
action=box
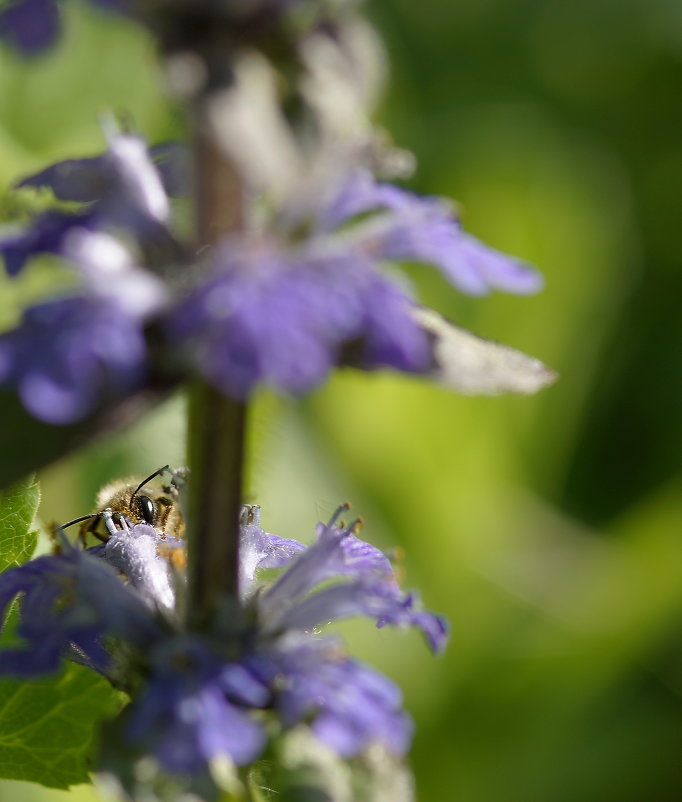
[186,109,246,622]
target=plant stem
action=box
[186,107,247,623]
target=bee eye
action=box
[136,495,157,525]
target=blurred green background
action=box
[1,0,681,800]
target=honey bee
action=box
[57,465,188,547]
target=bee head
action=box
[133,494,158,526]
[128,465,170,527]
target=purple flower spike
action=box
[0,296,147,424]
[322,169,544,296]
[0,502,447,779]
[168,161,546,401]
[170,242,430,397]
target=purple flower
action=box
[2,133,173,276]
[0,0,120,55]
[0,538,162,678]
[104,523,182,612]
[123,637,267,773]
[169,241,431,398]
[319,169,544,296]
[2,131,546,410]
[0,226,171,424]
[0,135,175,424]
[0,503,446,782]
[170,166,543,399]
[0,296,148,424]
[267,639,413,757]
[18,135,173,224]
[239,504,305,596]
[0,210,96,278]
[0,0,61,55]
[100,508,427,772]
[256,506,448,654]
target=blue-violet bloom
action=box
[170,167,543,396]
[1,132,172,276]
[0,503,447,781]
[0,295,148,424]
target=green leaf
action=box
[0,663,122,789]
[0,475,40,571]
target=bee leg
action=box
[102,509,120,538]
[79,513,105,547]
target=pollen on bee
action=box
[170,548,187,572]
[157,541,187,572]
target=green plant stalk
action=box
[186,108,247,623]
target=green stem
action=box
[186,104,247,623]
[187,384,246,619]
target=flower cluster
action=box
[0,129,548,423]
[0,1,555,800]
[0,503,446,794]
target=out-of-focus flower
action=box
[169,165,543,396]
[0,0,120,56]
[17,136,178,219]
[0,209,95,278]
[169,242,431,397]
[0,129,553,423]
[63,229,169,318]
[321,168,544,296]
[0,134,177,425]
[0,296,148,424]
[1,133,173,276]
[0,0,62,55]
[0,107,552,427]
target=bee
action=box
[57,465,188,549]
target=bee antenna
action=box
[57,513,101,532]
[130,465,170,506]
